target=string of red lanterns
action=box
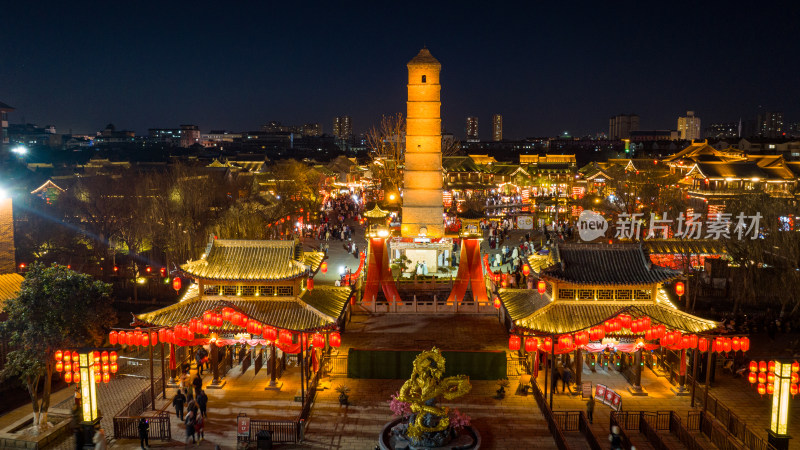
[748,360,799,397]
[55,349,118,384]
[109,307,343,349]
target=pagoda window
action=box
[259,286,275,296]
[615,290,632,300]
[597,289,613,300]
[277,285,294,296]
[421,75,426,83]
[578,289,593,300]
[634,289,651,300]
[558,288,575,300]
[204,285,218,295]
[223,285,237,296]
[242,286,256,296]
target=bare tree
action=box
[366,113,405,186]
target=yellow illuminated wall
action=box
[401,48,444,238]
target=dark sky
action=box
[2,1,798,139]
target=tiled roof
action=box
[514,296,718,335]
[443,156,482,173]
[408,48,440,66]
[134,285,352,332]
[643,239,726,255]
[303,251,325,273]
[0,273,24,306]
[181,240,310,281]
[690,162,768,180]
[498,289,551,321]
[363,205,390,218]
[541,244,680,285]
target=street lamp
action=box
[11,145,27,156]
[748,359,797,450]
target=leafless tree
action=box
[366,113,405,186]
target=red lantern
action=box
[791,373,799,384]
[329,331,341,348]
[64,372,73,383]
[732,337,740,352]
[792,361,799,373]
[102,372,110,383]
[99,351,108,364]
[681,335,690,349]
[791,383,799,397]
[767,383,774,395]
[758,372,767,384]
[537,280,546,294]
[109,331,118,345]
[222,308,232,322]
[748,372,757,384]
[508,335,521,351]
[201,324,209,334]
[321,261,328,273]
[73,371,80,383]
[312,333,325,348]
[158,328,166,344]
[72,351,79,363]
[698,337,708,352]
[759,361,767,373]
[689,334,698,349]
[141,333,149,347]
[522,265,530,276]
[307,278,314,290]
[264,327,277,341]
[150,331,158,346]
[102,363,109,373]
[722,338,732,353]
[493,297,501,308]
[767,372,775,384]
[525,337,537,352]
[56,361,63,372]
[749,361,758,373]
[118,331,127,345]
[110,351,118,363]
[769,361,776,373]
[232,312,242,326]
[644,328,653,340]
[558,334,573,350]
[757,383,766,395]
[739,336,749,352]
[110,362,118,373]
[543,337,553,351]
[619,314,632,330]
[55,350,63,361]
[675,281,685,296]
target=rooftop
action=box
[541,243,681,285]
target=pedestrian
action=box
[138,417,149,449]
[586,394,595,424]
[92,426,107,450]
[184,410,196,445]
[195,414,205,442]
[551,369,560,393]
[192,372,203,397]
[562,367,573,393]
[197,390,208,417]
[609,425,622,450]
[195,350,204,375]
[172,390,186,421]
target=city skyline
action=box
[1,2,798,138]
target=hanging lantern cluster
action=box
[748,360,799,397]
[55,350,117,384]
[55,350,79,383]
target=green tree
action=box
[0,263,115,429]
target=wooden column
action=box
[169,343,177,383]
[690,348,699,407]
[549,338,556,409]
[703,349,713,412]
[211,343,220,385]
[149,341,155,410]
[300,335,306,405]
[575,348,582,389]
[160,342,166,399]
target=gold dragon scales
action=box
[397,347,472,439]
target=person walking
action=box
[184,409,196,445]
[562,367,573,393]
[609,425,622,450]
[197,390,208,418]
[192,372,203,398]
[92,426,107,450]
[172,390,186,421]
[194,414,205,443]
[137,417,149,449]
[586,394,595,424]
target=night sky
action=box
[2,1,798,139]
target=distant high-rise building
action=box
[758,111,784,138]
[333,116,352,139]
[0,101,14,155]
[608,114,639,139]
[677,111,702,140]
[302,123,322,137]
[466,116,479,142]
[492,114,503,141]
[705,121,740,139]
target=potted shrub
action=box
[335,384,350,406]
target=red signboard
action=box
[237,416,250,437]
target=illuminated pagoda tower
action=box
[401,47,444,239]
